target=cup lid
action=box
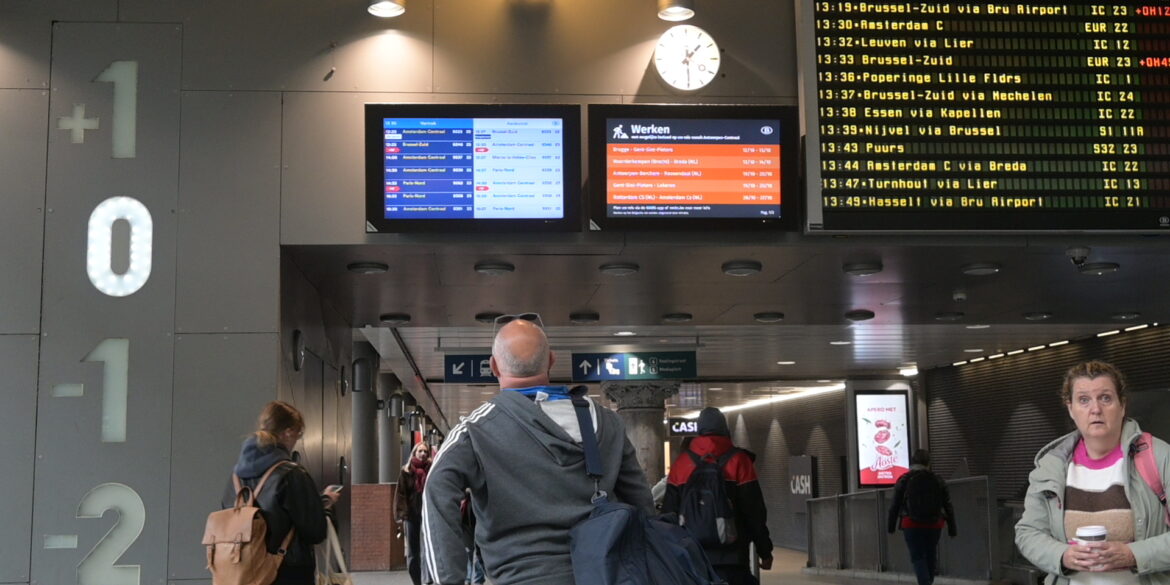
[1075,525,1107,538]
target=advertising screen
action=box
[587,104,800,230]
[855,391,911,487]
[364,104,581,233]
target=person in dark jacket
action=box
[662,407,774,585]
[886,449,957,585]
[395,441,432,585]
[222,400,340,585]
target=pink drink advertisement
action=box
[856,392,910,486]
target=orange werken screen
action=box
[608,143,782,205]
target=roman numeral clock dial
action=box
[654,24,721,91]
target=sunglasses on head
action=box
[492,312,544,334]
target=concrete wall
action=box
[0,0,796,581]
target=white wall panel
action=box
[176,92,281,333]
[121,0,433,93]
[0,0,115,89]
[0,335,38,582]
[0,90,47,334]
[167,333,278,579]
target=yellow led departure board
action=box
[798,0,1170,231]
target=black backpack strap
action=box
[569,386,605,500]
[715,447,740,469]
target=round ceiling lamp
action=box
[934,311,965,321]
[1078,262,1120,276]
[599,262,640,276]
[1023,311,1053,321]
[474,311,503,324]
[843,262,883,276]
[753,312,785,323]
[347,261,388,274]
[474,261,515,276]
[1111,311,1141,321]
[961,262,1001,276]
[569,311,600,324]
[722,260,762,276]
[657,0,694,21]
[368,0,406,17]
[845,309,875,322]
[662,312,693,323]
[379,312,412,326]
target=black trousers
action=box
[903,527,942,585]
[405,518,422,585]
[713,563,759,585]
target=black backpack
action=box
[902,469,944,523]
[678,448,739,547]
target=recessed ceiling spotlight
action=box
[474,311,503,324]
[474,261,515,276]
[368,0,406,17]
[657,0,694,21]
[843,262,883,277]
[347,261,389,274]
[599,262,640,276]
[614,331,636,337]
[1023,311,1053,321]
[753,312,785,323]
[379,312,411,326]
[829,340,852,346]
[961,262,1001,276]
[845,309,875,321]
[1111,311,1142,321]
[776,360,796,365]
[722,260,762,276]
[662,312,693,323]
[898,365,919,377]
[569,311,600,324]
[934,311,965,321]
[1078,262,1120,276]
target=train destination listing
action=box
[381,117,566,220]
[807,0,1170,230]
[605,118,784,218]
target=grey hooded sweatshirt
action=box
[420,388,654,585]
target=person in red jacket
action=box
[662,407,774,585]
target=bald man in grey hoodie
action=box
[420,317,654,585]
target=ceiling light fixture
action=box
[379,312,411,326]
[829,340,852,346]
[776,360,796,365]
[934,311,965,321]
[1049,340,1069,347]
[657,0,694,21]
[1125,324,1150,332]
[722,260,762,276]
[599,262,640,276]
[1028,345,1046,351]
[1078,262,1120,276]
[569,311,600,324]
[1097,329,1121,337]
[963,348,984,353]
[662,312,693,323]
[368,0,406,17]
[474,312,503,324]
[843,262,883,276]
[474,261,515,276]
[1007,349,1024,355]
[844,309,875,322]
[1023,311,1053,321]
[961,262,1002,276]
[1111,311,1141,321]
[898,365,919,377]
[753,312,785,323]
[347,261,389,274]
[965,324,991,329]
[614,331,636,337]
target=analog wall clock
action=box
[654,24,721,91]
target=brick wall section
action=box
[350,483,405,571]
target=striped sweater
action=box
[1065,440,1139,585]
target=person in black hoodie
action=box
[223,400,339,585]
[662,407,774,585]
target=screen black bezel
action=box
[586,103,801,231]
[364,103,582,233]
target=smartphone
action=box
[326,484,344,494]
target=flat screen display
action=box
[855,391,911,487]
[365,104,581,233]
[797,0,1170,232]
[587,104,800,230]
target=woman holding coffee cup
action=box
[1015,361,1170,585]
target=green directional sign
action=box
[571,351,696,382]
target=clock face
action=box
[654,24,721,91]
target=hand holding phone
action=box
[325,484,343,494]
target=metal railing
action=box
[807,476,998,581]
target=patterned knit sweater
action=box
[1065,440,1139,585]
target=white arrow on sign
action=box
[452,362,465,375]
[578,360,592,375]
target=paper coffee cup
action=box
[1074,525,1107,545]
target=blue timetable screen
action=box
[381,117,566,219]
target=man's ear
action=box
[490,356,501,378]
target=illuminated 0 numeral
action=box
[84,338,131,443]
[87,197,152,297]
[77,484,144,585]
[94,61,138,159]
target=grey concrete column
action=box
[376,373,403,483]
[602,381,679,485]
[350,342,379,484]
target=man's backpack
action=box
[677,449,739,547]
[902,469,944,523]
[566,389,726,585]
[202,461,296,585]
